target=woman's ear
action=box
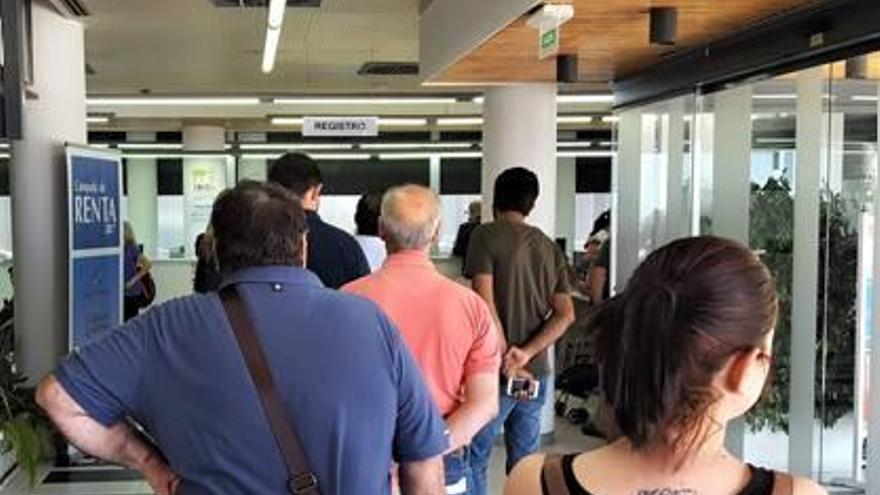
[724,350,757,393]
[720,348,770,419]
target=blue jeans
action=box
[444,447,473,495]
[469,376,548,495]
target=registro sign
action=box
[303,116,379,137]
[67,146,123,347]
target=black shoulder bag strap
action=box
[220,285,322,495]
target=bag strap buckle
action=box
[289,473,319,494]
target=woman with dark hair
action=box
[505,237,825,495]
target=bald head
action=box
[380,185,441,253]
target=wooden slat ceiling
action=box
[435,0,822,84]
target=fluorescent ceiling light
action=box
[558,115,596,124]
[121,153,233,159]
[262,27,281,74]
[88,97,260,106]
[557,142,592,148]
[359,142,473,150]
[242,153,370,160]
[90,143,111,149]
[379,152,482,160]
[557,94,614,104]
[558,151,615,158]
[313,153,370,160]
[379,118,428,126]
[472,94,614,105]
[437,117,483,126]
[117,143,183,150]
[750,112,790,120]
[0,143,10,149]
[601,116,619,123]
[239,143,353,150]
[852,95,879,102]
[271,117,304,126]
[753,94,797,100]
[0,153,9,159]
[86,116,109,124]
[267,0,286,28]
[274,97,458,105]
[262,0,286,73]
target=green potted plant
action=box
[0,310,53,486]
[747,177,857,432]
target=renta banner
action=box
[67,146,123,347]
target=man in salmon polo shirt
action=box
[344,184,501,495]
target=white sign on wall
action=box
[303,116,379,137]
[183,158,229,257]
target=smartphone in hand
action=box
[506,376,540,400]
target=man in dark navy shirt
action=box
[268,152,370,289]
[37,181,447,495]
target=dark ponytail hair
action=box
[593,236,778,454]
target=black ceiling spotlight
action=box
[845,55,869,80]
[557,54,578,83]
[649,7,678,46]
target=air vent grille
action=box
[211,0,321,7]
[48,0,89,16]
[358,62,420,77]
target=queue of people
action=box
[34,151,825,495]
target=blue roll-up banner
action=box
[67,146,123,348]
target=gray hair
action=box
[380,185,441,250]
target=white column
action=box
[827,112,844,195]
[710,85,753,457]
[711,86,752,243]
[482,83,558,437]
[125,132,158,258]
[614,109,642,293]
[182,125,228,257]
[556,157,576,257]
[237,132,268,182]
[11,3,86,379]
[665,100,688,241]
[482,84,557,235]
[789,66,824,478]
[868,77,880,495]
[429,128,442,194]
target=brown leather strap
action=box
[220,286,321,495]
[772,471,794,495]
[541,455,571,495]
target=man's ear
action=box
[378,219,388,242]
[432,221,442,244]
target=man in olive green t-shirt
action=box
[464,167,575,495]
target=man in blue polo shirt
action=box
[37,181,447,495]
[268,152,370,289]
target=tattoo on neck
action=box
[635,489,698,495]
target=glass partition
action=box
[614,51,880,491]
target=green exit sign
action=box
[542,28,557,49]
[539,26,559,59]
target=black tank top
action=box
[540,454,777,495]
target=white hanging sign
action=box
[303,116,379,137]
